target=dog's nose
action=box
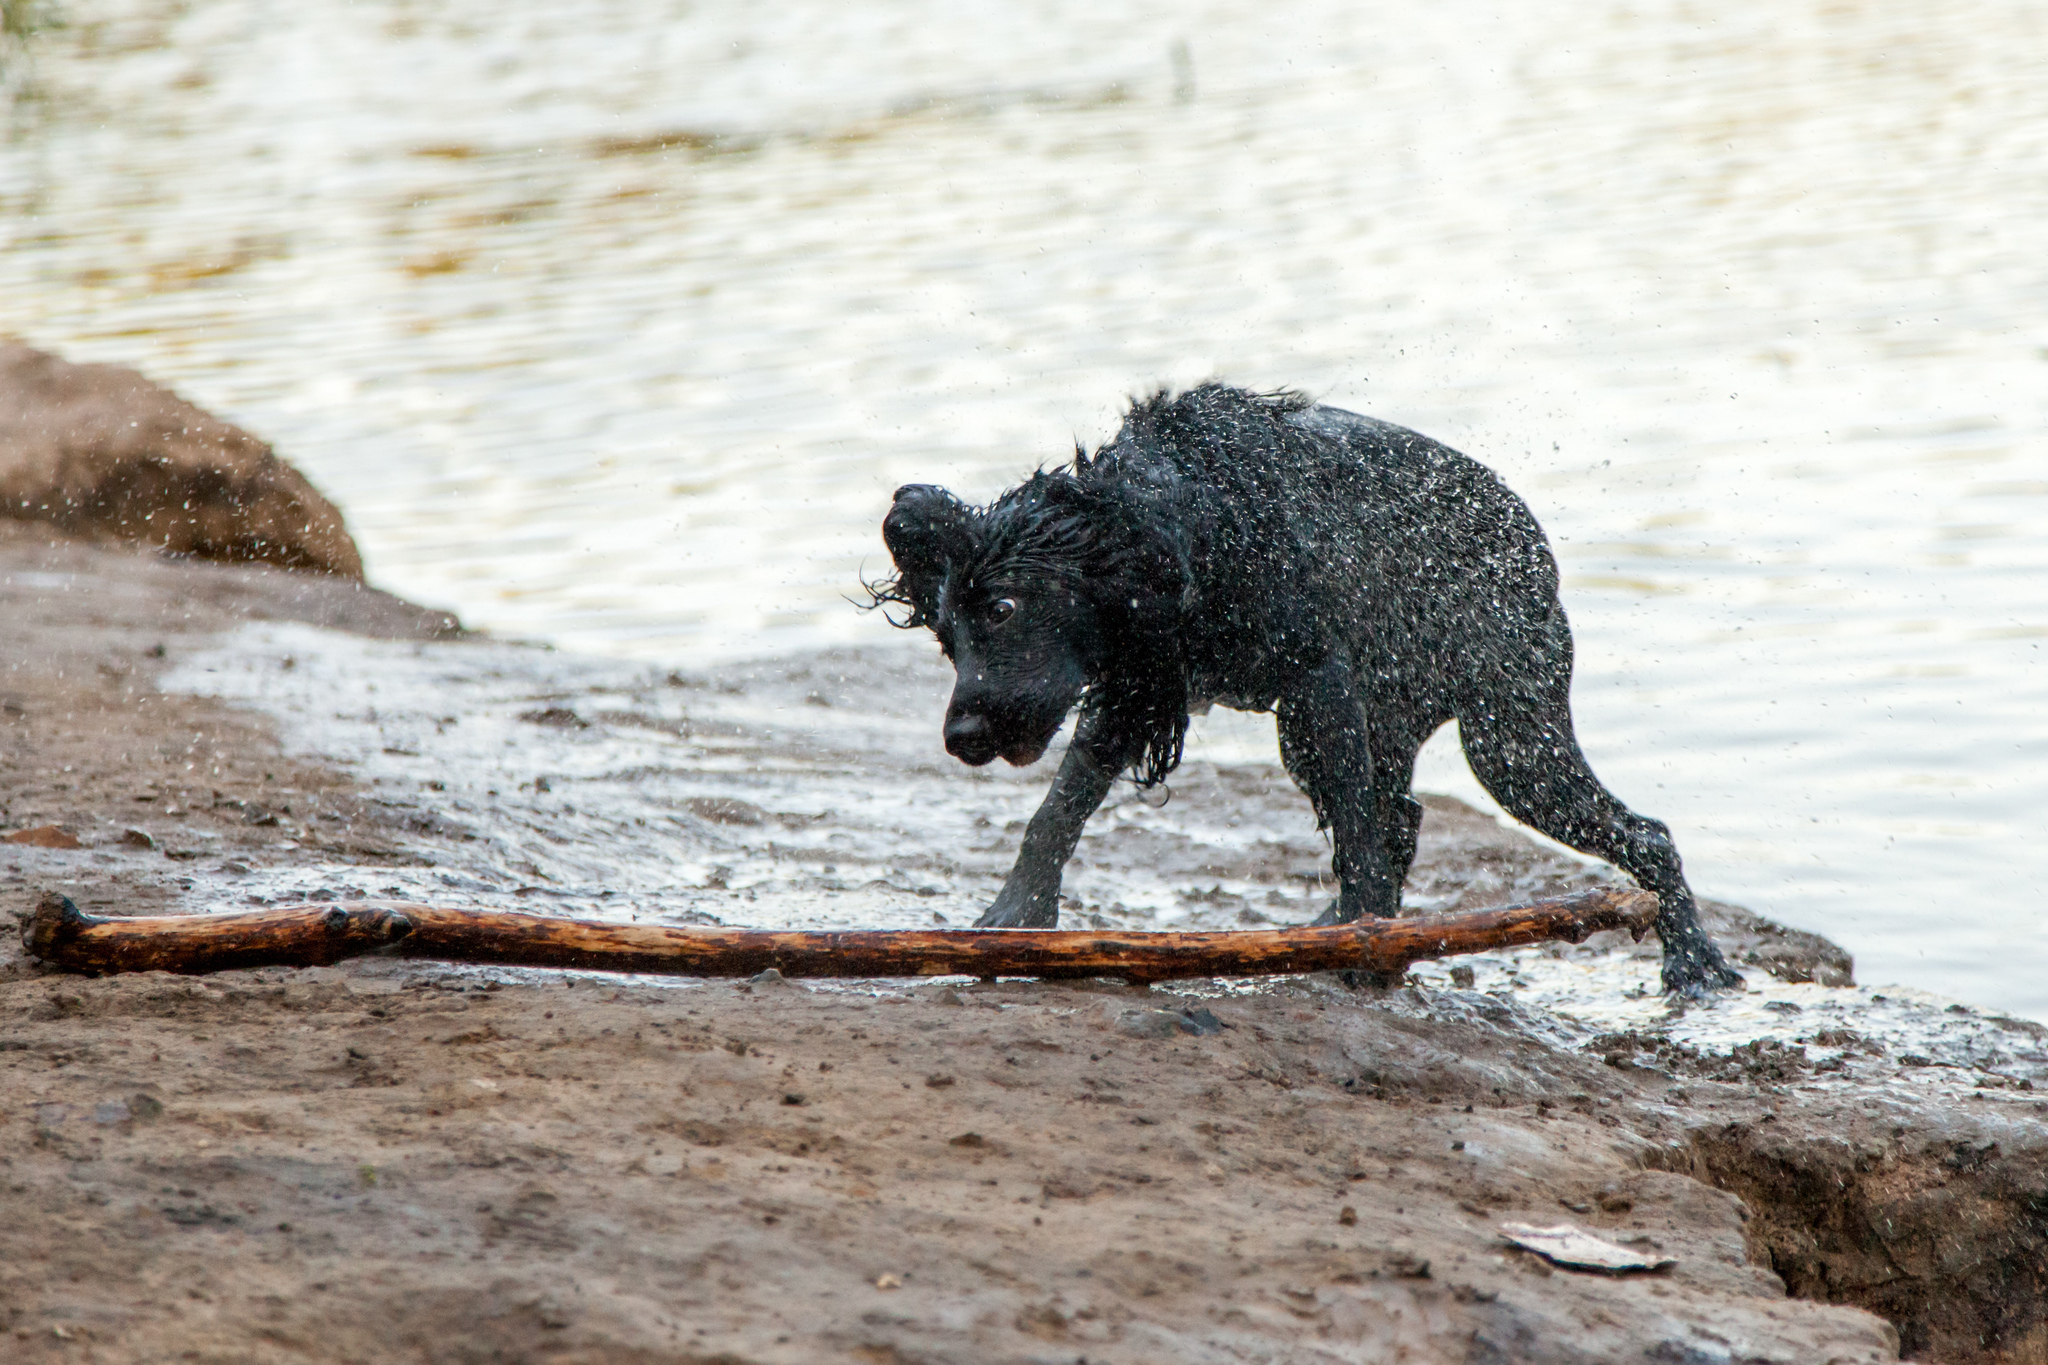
[944,712,998,765]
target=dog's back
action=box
[1091,384,1565,712]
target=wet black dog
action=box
[874,384,1739,994]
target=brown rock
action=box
[0,340,363,576]
[3,824,81,848]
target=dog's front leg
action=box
[974,715,1129,929]
[1275,658,1401,925]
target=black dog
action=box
[874,384,1740,995]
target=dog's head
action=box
[875,473,1190,780]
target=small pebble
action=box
[1115,1009,1182,1040]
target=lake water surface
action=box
[4,0,2045,1014]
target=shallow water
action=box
[5,0,2046,1015]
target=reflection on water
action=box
[3,0,2045,1014]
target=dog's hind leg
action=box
[1369,708,1445,890]
[1276,658,1402,926]
[974,712,1132,929]
[1456,687,1742,996]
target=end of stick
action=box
[1620,889,1660,942]
[22,891,93,961]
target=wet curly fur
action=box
[872,383,1739,994]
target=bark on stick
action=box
[22,886,1654,984]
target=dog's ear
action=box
[1063,486,1194,788]
[880,484,974,626]
[883,484,973,579]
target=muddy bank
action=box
[1,341,362,577]
[6,534,2048,1362]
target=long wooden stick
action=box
[21,886,1654,984]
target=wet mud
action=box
[0,342,363,578]
[5,530,2048,1363]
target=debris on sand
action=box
[3,824,79,848]
[1499,1222,1677,1274]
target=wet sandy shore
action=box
[5,527,2048,1364]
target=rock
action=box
[1114,1008,1186,1039]
[1381,1251,1431,1279]
[517,706,587,729]
[2,824,79,848]
[0,340,362,576]
[685,796,768,826]
[1115,1005,1230,1040]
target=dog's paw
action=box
[1660,945,1745,998]
[974,890,1059,929]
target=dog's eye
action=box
[987,598,1017,625]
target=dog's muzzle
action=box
[944,712,1054,767]
[944,712,1001,766]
